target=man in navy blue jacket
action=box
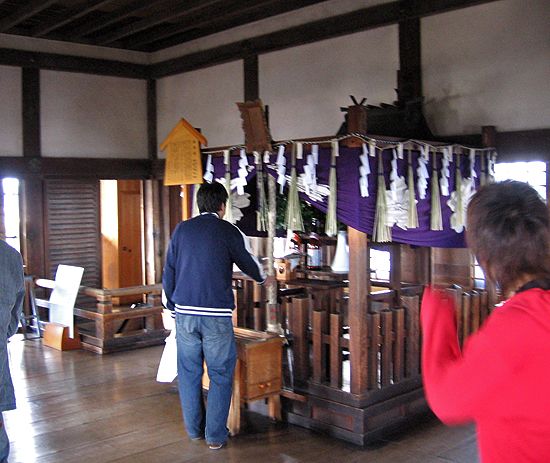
[163,181,267,450]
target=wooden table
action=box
[202,327,284,435]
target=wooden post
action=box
[348,226,370,394]
[266,173,281,333]
[21,178,46,277]
[289,296,309,384]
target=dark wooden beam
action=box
[127,0,329,51]
[0,0,57,32]
[31,0,118,37]
[147,79,158,160]
[0,48,147,79]
[95,0,225,45]
[22,68,40,159]
[244,54,259,102]
[0,157,151,179]
[151,0,499,78]
[398,16,422,105]
[72,0,168,38]
[434,128,550,162]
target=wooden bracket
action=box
[43,322,81,351]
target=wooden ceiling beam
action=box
[95,0,226,45]
[71,0,172,38]
[151,0,500,77]
[0,0,57,32]
[31,0,118,37]
[0,48,147,79]
[126,0,329,50]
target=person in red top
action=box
[421,180,550,463]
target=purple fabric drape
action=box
[203,145,480,248]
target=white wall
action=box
[0,66,22,157]
[41,71,148,158]
[422,0,550,136]
[260,26,399,140]
[157,60,244,153]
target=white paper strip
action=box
[416,150,429,200]
[359,143,371,197]
[203,153,214,183]
[296,142,303,160]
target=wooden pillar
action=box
[21,178,45,277]
[266,173,280,333]
[400,244,430,284]
[22,68,41,159]
[147,79,157,160]
[348,226,370,394]
[244,54,259,102]
[398,16,422,105]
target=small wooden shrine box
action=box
[203,327,283,435]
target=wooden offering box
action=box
[235,327,283,401]
[203,327,284,435]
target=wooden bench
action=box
[74,284,169,354]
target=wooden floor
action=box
[5,336,479,462]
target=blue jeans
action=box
[176,314,236,444]
[0,412,8,463]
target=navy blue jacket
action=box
[162,213,266,317]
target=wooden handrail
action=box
[79,283,162,299]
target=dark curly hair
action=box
[466,180,550,295]
[197,181,228,214]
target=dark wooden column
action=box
[22,68,41,158]
[398,14,422,105]
[348,226,370,394]
[244,54,259,102]
[147,79,157,160]
[21,67,45,276]
[21,179,45,277]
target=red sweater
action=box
[421,286,550,463]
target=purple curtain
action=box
[204,145,480,248]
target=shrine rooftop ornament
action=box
[161,118,208,186]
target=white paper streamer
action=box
[389,148,402,202]
[302,144,319,196]
[386,176,410,230]
[368,140,376,157]
[440,146,452,197]
[448,177,475,233]
[416,145,429,200]
[236,149,249,195]
[296,142,303,160]
[397,143,404,159]
[469,148,478,180]
[359,143,371,198]
[276,145,287,193]
[203,153,214,183]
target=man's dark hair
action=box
[197,181,228,214]
[467,180,550,295]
